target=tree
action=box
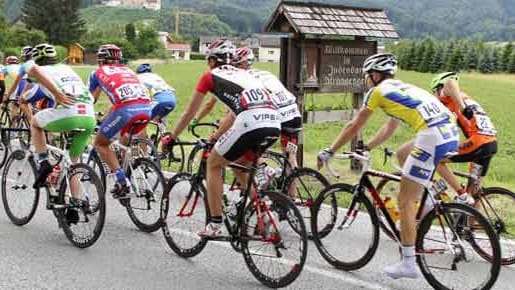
[463,46,479,71]
[22,0,86,45]
[135,25,163,57]
[402,41,417,71]
[5,25,47,47]
[508,50,515,73]
[498,42,513,72]
[445,45,465,72]
[125,23,136,43]
[418,38,436,73]
[478,48,495,73]
[429,44,445,73]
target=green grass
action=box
[36,61,515,192]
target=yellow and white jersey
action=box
[364,79,453,132]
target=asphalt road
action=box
[1,181,514,290]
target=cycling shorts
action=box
[151,92,176,119]
[279,103,301,123]
[99,104,151,141]
[280,116,302,148]
[22,84,53,107]
[402,122,459,187]
[215,108,281,161]
[450,140,497,176]
[34,104,96,158]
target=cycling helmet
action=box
[21,46,33,61]
[31,43,57,63]
[363,53,397,75]
[430,72,459,93]
[136,63,152,74]
[5,55,19,64]
[233,47,255,67]
[206,38,236,65]
[97,44,123,62]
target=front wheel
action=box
[311,183,380,271]
[56,163,106,248]
[241,191,307,288]
[125,157,167,233]
[417,202,501,290]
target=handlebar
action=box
[190,122,219,139]
[324,151,370,178]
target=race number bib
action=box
[116,83,146,101]
[241,87,271,109]
[475,115,497,136]
[417,101,448,124]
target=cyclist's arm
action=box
[328,107,373,152]
[18,82,31,103]
[26,65,72,107]
[211,111,235,140]
[171,90,205,139]
[365,118,400,150]
[195,96,217,122]
[5,74,22,102]
[442,79,466,111]
[91,87,102,104]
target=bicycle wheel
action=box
[84,148,107,194]
[260,150,287,189]
[417,202,501,290]
[0,133,8,169]
[311,183,380,271]
[240,190,307,288]
[132,137,158,160]
[1,150,40,226]
[56,163,106,248]
[282,167,331,238]
[161,173,209,257]
[160,137,185,176]
[375,174,401,241]
[125,157,166,232]
[473,187,515,265]
[186,143,203,174]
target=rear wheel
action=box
[125,157,166,232]
[158,135,185,176]
[417,203,501,290]
[241,190,307,288]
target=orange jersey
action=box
[438,94,497,140]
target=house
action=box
[68,43,85,65]
[159,32,191,60]
[102,0,161,10]
[257,34,282,63]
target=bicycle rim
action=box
[241,191,307,288]
[417,203,501,290]
[161,173,208,257]
[311,183,380,271]
[57,164,106,248]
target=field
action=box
[53,61,515,192]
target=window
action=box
[268,50,275,55]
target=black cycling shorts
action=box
[450,140,497,176]
[219,127,280,162]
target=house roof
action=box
[167,43,191,51]
[264,1,399,39]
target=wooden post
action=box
[350,92,363,171]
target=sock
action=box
[401,245,416,264]
[37,151,49,163]
[114,168,126,185]
[210,216,223,224]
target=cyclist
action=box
[317,53,459,279]
[3,55,27,102]
[431,72,497,204]
[26,44,96,224]
[135,63,177,133]
[166,39,281,237]
[89,44,152,198]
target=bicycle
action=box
[0,99,31,168]
[84,119,167,233]
[160,138,308,288]
[312,150,501,290]
[1,128,106,248]
[376,148,515,265]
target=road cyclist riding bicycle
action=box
[430,72,498,204]
[317,53,460,280]
[164,38,281,237]
[27,43,97,223]
[89,44,152,199]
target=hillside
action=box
[6,0,515,40]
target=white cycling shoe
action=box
[455,193,475,206]
[384,260,422,280]
[198,222,223,238]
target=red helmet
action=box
[97,44,123,62]
[233,47,255,67]
[206,38,236,64]
[5,55,19,64]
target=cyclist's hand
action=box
[462,106,474,120]
[188,118,198,131]
[56,93,75,107]
[161,134,176,152]
[207,132,218,143]
[317,148,333,170]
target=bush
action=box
[2,47,20,58]
[5,25,47,47]
[190,52,205,60]
[55,45,68,62]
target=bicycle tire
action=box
[261,150,288,189]
[0,135,8,169]
[417,202,501,290]
[473,186,515,265]
[161,173,209,257]
[125,157,166,233]
[1,150,40,226]
[156,135,185,175]
[186,143,203,174]
[282,167,331,238]
[240,190,308,288]
[56,163,106,248]
[85,148,107,194]
[311,183,380,271]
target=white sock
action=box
[401,245,416,264]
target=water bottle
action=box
[48,165,61,188]
[255,163,276,190]
[383,196,400,222]
[226,189,242,220]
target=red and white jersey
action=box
[89,64,150,107]
[195,65,278,115]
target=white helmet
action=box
[233,47,255,66]
[206,38,236,65]
[363,53,397,75]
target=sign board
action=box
[301,40,376,93]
